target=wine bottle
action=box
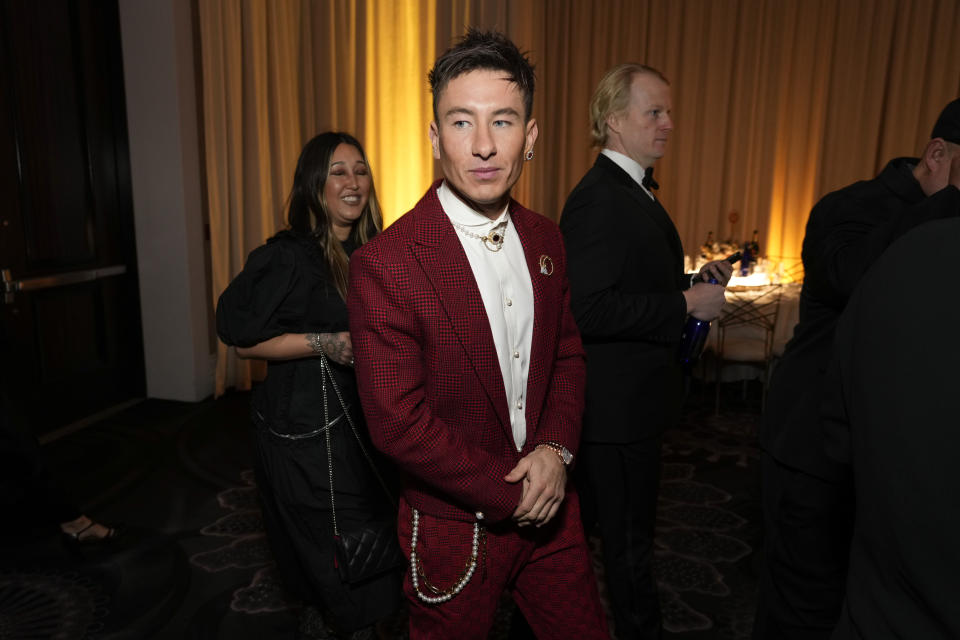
[741,229,760,276]
[678,252,742,370]
[700,231,714,259]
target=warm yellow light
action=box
[364,0,437,227]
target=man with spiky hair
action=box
[348,29,609,639]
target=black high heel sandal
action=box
[62,522,123,548]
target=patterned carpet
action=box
[0,384,764,639]
[655,396,763,639]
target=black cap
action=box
[931,99,960,144]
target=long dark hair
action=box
[287,132,382,299]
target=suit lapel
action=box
[597,155,685,271]
[408,184,512,434]
[642,193,685,272]
[511,206,551,436]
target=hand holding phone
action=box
[691,251,742,285]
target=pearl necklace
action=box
[410,509,485,603]
[449,219,508,252]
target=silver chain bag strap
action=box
[319,352,404,584]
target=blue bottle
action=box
[678,277,718,370]
[741,230,760,277]
[740,244,752,276]
[678,252,741,370]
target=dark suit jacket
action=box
[762,158,960,480]
[822,217,960,640]
[347,180,586,524]
[560,154,689,443]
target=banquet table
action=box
[701,281,802,381]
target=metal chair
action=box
[714,284,783,414]
[778,259,805,284]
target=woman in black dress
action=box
[216,132,401,638]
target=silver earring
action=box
[525,150,534,161]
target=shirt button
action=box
[513,351,520,359]
[506,298,513,306]
[516,400,523,410]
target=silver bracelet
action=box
[306,333,324,354]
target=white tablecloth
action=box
[701,282,801,381]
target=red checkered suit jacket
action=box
[347,180,586,524]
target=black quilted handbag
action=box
[333,520,406,584]
[319,353,405,585]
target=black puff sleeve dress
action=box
[216,230,401,631]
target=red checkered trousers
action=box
[398,491,608,639]
[348,182,609,638]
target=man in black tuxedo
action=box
[820,215,960,640]
[754,98,960,639]
[560,63,730,639]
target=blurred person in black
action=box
[820,214,960,640]
[755,99,960,639]
[0,321,119,549]
[216,132,402,639]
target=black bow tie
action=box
[642,166,659,191]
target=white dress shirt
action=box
[601,148,655,201]
[438,181,534,451]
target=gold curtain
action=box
[364,0,438,220]
[498,0,960,265]
[199,0,367,395]
[199,0,960,394]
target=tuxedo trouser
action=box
[577,438,663,640]
[397,491,610,640]
[753,452,853,640]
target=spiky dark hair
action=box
[428,28,536,121]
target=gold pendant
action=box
[482,231,504,252]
